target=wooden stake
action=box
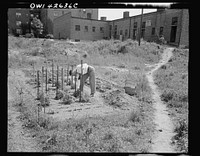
[45,68,48,93]
[79,60,83,102]
[33,62,35,81]
[67,64,69,85]
[56,65,59,94]
[41,66,44,94]
[52,60,54,87]
[37,104,39,124]
[61,67,64,90]
[75,70,77,93]
[71,65,73,86]
[37,70,39,99]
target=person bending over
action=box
[69,63,96,97]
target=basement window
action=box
[75,25,80,31]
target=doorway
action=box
[170,26,177,43]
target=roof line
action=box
[71,16,111,22]
[53,12,71,21]
[111,11,158,22]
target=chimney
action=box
[123,11,129,18]
[101,17,107,21]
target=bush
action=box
[62,94,75,105]
[55,90,65,100]
[129,109,141,122]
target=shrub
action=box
[160,90,174,102]
[129,109,141,123]
[55,90,65,100]
[62,94,75,105]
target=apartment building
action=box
[53,12,109,41]
[108,9,189,47]
[8,8,189,47]
[8,8,31,34]
[40,9,98,34]
[8,8,98,35]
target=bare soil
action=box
[146,48,176,153]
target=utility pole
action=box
[138,8,144,46]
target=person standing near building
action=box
[69,63,96,97]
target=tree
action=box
[30,17,44,38]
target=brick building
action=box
[8,8,189,47]
[108,9,189,47]
[53,12,109,41]
[8,8,31,34]
[40,9,98,34]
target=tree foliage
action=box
[31,17,44,38]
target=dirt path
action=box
[146,47,176,153]
[8,69,41,152]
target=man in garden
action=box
[69,63,96,97]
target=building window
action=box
[16,21,22,26]
[159,27,164,36]
[16,12,21,18]
[120,30,123,35]
[171,17,178,26]
[75,25,80,31]
[87,13,91,19]
[133,22,137,28]
[125,29,128,36]
[85,26,88,32]
[114,25,117,36]
[141,29,145,38]
[16,29,22,34]
[92,26,95,32]
[151,27,155,35]
[100,27,104,33]
[133,29,137,40]
[142,22,146,28]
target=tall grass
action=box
[154,48,188,152]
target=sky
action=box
[98,3,173,20]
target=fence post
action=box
[79,60,83,102]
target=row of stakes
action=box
[32,60,84,124]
